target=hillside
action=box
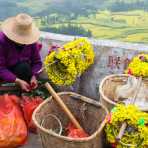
[1,0,148,19]
[1,0,148,43]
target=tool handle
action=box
[45,82,83,130]
[116,122,127,141]
[116,77,142,141]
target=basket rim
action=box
[32,91,108,142]
[99,74,148,111]
[99,74,129,105]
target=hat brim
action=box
[1,17,40,45]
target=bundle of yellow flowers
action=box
[105,104,148,148]
[44,38,95,86]
[125,54,148,77]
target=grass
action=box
[123,33,148,43]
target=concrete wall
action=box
[40,32,148,100]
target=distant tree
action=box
[41,24,92,37]
[2,0,148,23]
[33,0,105,20]
[108,0,148,12]
[0,1,29,20]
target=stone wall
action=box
[40,32,148,100]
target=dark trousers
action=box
[10,62,32,82]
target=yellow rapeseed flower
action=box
[126,54,148,77]
[105,104,148,147]
[44,38,95,86]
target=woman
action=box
[0,13,42,92]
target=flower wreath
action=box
[105,104,148,148]
[44,38,95,86]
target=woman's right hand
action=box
[15,78,30,92]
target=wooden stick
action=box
[45,82,84,131]
[116,122,127,141]
[116,77,142,141]
[131,77,142,104]
[37,61,58,74]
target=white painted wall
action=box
[40,32,148,100]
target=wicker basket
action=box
[99,74,148,111]
[32,92,108,148]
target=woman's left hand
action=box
[30,75,38,89]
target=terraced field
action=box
[43,10,148,43]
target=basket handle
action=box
[41,114,63,135]
[45,82,84,131]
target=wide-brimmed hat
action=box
[1,13,40,44]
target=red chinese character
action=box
[108,56,114,68]
[108,56,121,69]
[115,56,121,69]
[123,58,130,69]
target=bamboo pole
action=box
[45,82,84,131]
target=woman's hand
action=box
[15,78,30,92]
[30,75,38,89]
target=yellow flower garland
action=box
[44,38,95,86]
[105,104,148,148]
[125,54,148,77]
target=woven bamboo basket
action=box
[33,92,108,148]
[99,74,148,111]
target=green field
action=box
[1,0,148,44]
[38,10,148,44]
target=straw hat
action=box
[1,13,40,45]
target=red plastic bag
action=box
[67,122,89,138]
[0,94,27,148]
[21,96,43,133]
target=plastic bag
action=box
[67,122,88,138]
[0,94,27,148]
[115,76,138,101]
[21,96,43,133]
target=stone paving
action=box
[22,133,42,148]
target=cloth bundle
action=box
[115,76,148,111]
